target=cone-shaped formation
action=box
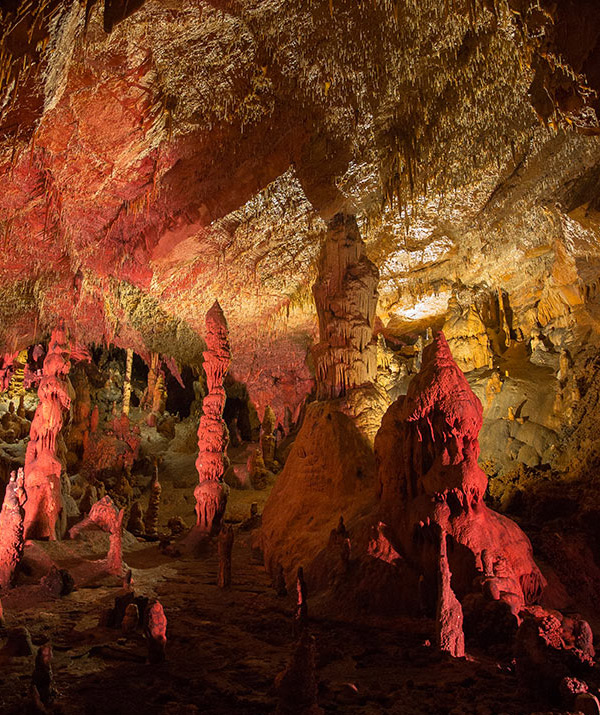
[23,325,71,540]
[375,332,545,609]
[194,300,231,535]
[0,469,26,591]
[312,213,379,400]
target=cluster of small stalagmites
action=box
[23,325,72,540]
[0,468,26,591]
[194,300,231,535]
[312,213,379,401]
[515,606,599,709]
[0,398,31,443]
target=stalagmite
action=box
[32,643,54,706]
[0,468,26,591]
[144,470,161,537]
[217,524,234,588]
[375,332,545,609]
[144,353,159,411]
[193,300,231,536]
[312,213,379,400]
[121,603,139,634]
[106,509,125,576]
[23,325,71,540]
[122,348,134,416]
[260,405,277,470]
[275,630,323,715]
[145,599,167,663]
[436,523,465,658]
[70,496,124,575]
[293,566,308,638]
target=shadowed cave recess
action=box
[2,0,600,713]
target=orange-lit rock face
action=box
[375,333,545,606]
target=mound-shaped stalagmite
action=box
[193,301,231,536]
[312,213,379,400]
[375,332,545,608]
[23,325,72,540]
[260,401,376,582]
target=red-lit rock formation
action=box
[312,213,379,400]
[69,495,125,575]
[0,469,26,591]
[145,600,167,664]
[193,301,231,536]
[23,325,72,540]
[375,332,545,609]
[436,523,465,658]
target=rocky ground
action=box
[0,522,559,715]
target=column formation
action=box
[23,324,71,540]
[194,300,231,535]
[312,213,379,400]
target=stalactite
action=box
[312,213,379,400]
[23,324,71,540]
[144,470,161,537]
[122,348,133,416]
[193,300,231,536]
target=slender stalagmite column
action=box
[122,348,133,416]
[144,353,159,410]
[23,325,71,540]
[193,300,231,536]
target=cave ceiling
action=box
[0,0,600,377]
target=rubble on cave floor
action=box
[0,516,551,715]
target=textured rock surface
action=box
[23,325,71,540]
[375,332,545,606]
[260,401,376,581]
[194,301,231,535]
[312,213,379,400]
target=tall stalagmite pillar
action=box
[193,300,231,535]
[122,348,133,416]
[312,213,379,400]
[23,324,71,540]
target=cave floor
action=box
[0,518,548,715]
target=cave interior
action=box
[1,1,600,713]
